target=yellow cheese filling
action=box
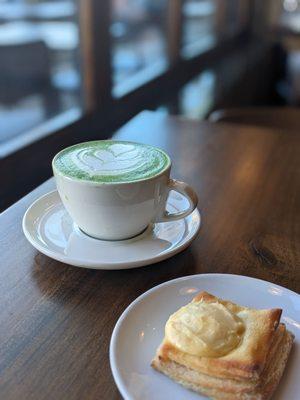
[165,301,245,357]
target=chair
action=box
[0,39,51,105]
[208,107,300,132]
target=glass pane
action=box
[179,70,216,118]
[222,0,249,37]
[110,0,169,97]
[181,0,218,58]
[0,0,82,156]
[181,0,246,59]
[272,0,300,33]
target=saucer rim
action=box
[22,190,201,270]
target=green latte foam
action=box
[53,140,170,183]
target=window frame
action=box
[0,0,253,211]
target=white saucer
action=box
[110,274,300,400]
[22,190,201,270]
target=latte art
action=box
[53,140,170,183]
[73,144,150,175]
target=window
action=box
[181,0,248,59]
[179,70,216,118]
[0,0,82,156]
[110,0,169,97]
[0,0,250,157]
[181,0,218,58]
[223,1,250,37]
[277,0,300,32]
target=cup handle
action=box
[156,179,198,222]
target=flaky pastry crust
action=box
[155,292,282,380]
[151,291,294,399]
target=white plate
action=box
[110,274,300,400]
[22,190,200,270]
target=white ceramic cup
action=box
[53,144,198,241]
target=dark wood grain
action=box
[0,111,299,400]
[209,107,300,131]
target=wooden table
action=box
[1,111,299,399]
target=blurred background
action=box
[1,0,300,211]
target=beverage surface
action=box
[53,140,170,183]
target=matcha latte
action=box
[53,140,170,184]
